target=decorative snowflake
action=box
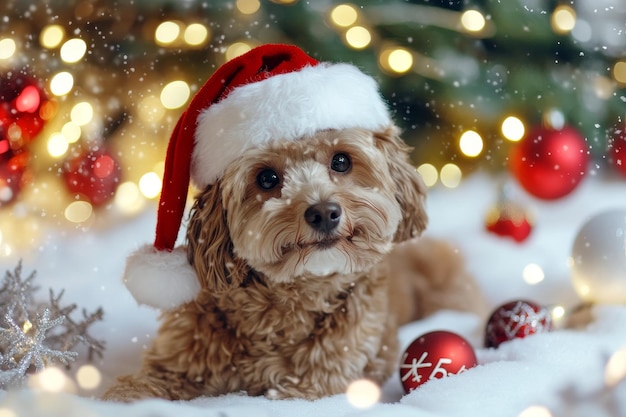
[0,262,105,389]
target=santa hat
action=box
[123,44,392,309]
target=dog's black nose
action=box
[304,202,342,233]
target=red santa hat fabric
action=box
[123,44,392,309]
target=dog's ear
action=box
[186,181,248,294]
[374,125,428,242]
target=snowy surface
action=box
[1,172,626,416]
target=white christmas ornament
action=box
[570,209,626,305]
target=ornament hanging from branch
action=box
[509,117,589,200]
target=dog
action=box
[103,125,484,401]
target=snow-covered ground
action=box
[1,171,625,417]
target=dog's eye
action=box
[257,169,280,190]
[330,153,351,173]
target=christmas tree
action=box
[1,0,624,247]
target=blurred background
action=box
[0,0,625,256]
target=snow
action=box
[1,172,626,416]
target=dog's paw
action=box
[264,376,309,400]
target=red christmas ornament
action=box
[0,73,49,149]
[509,125,589,200]
[485,300,552,348]
[609,126,626,177]
[0,151,29,207]
[62,148,122,207]
[485,201,533,243]
[400,330,477,393]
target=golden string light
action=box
[460,10,486,33]
[184,23,210,46]
[70,102,94,126]
[613,61,626,85]
[440,163,462,188]
[551,5,576,34]
[501,116,526,142]
[60,38,87,63]
[226,42,254,61]
[155,21,181,46]
[417,163,438,187]
[40,24,65,48]
[330,4,358,27]
[345,26,372,49]
[459,130,483,157]
[49,71,74,96]
[155,21,210,47]
[236,0,261,15]
[160,80,191,110]
[0,38,16,60]
[379,47,413,74]
[138,172,162,199]
[46,133,69,158]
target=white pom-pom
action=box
[122,244,201,310]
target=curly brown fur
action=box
[103,126,484,402]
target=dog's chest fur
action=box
[146,268,395,397]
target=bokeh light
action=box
[501,116,526,141]
[47,133,69,158]
[138,95,166,123]
[605,346,626,386]
[417,163,438,187]
[61,122,82,143]
[330,4,358,27]
[0,408,17,417]
[70,102,94,126]
[65,201,94,223]
[226,42,253,61]
[345,26,371,49]
[49,71,74,96]
[160,80,191,110]
[345,379,380,409]
[380,48,413,74]
[0,38,16,60]
[31,367,72,393]
[440,163,462,188]
[551,5,576,34]
[184,23,209,46]
[236,0,261,15]
[139,172,162,199]
[613,61,626,85]
[155,21,181,45]
[523,263,545,285]
[15,86,41,113]
[76,364,102,390]
[60,38,87,63]
[460,10,486,33]
[114,181,145,215]
[550,305,565,324]
[40,24,65,48]
[518,405,553,417]
[459,130,483,157]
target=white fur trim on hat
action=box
[123,244,201,310]
[191,62,391,188]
